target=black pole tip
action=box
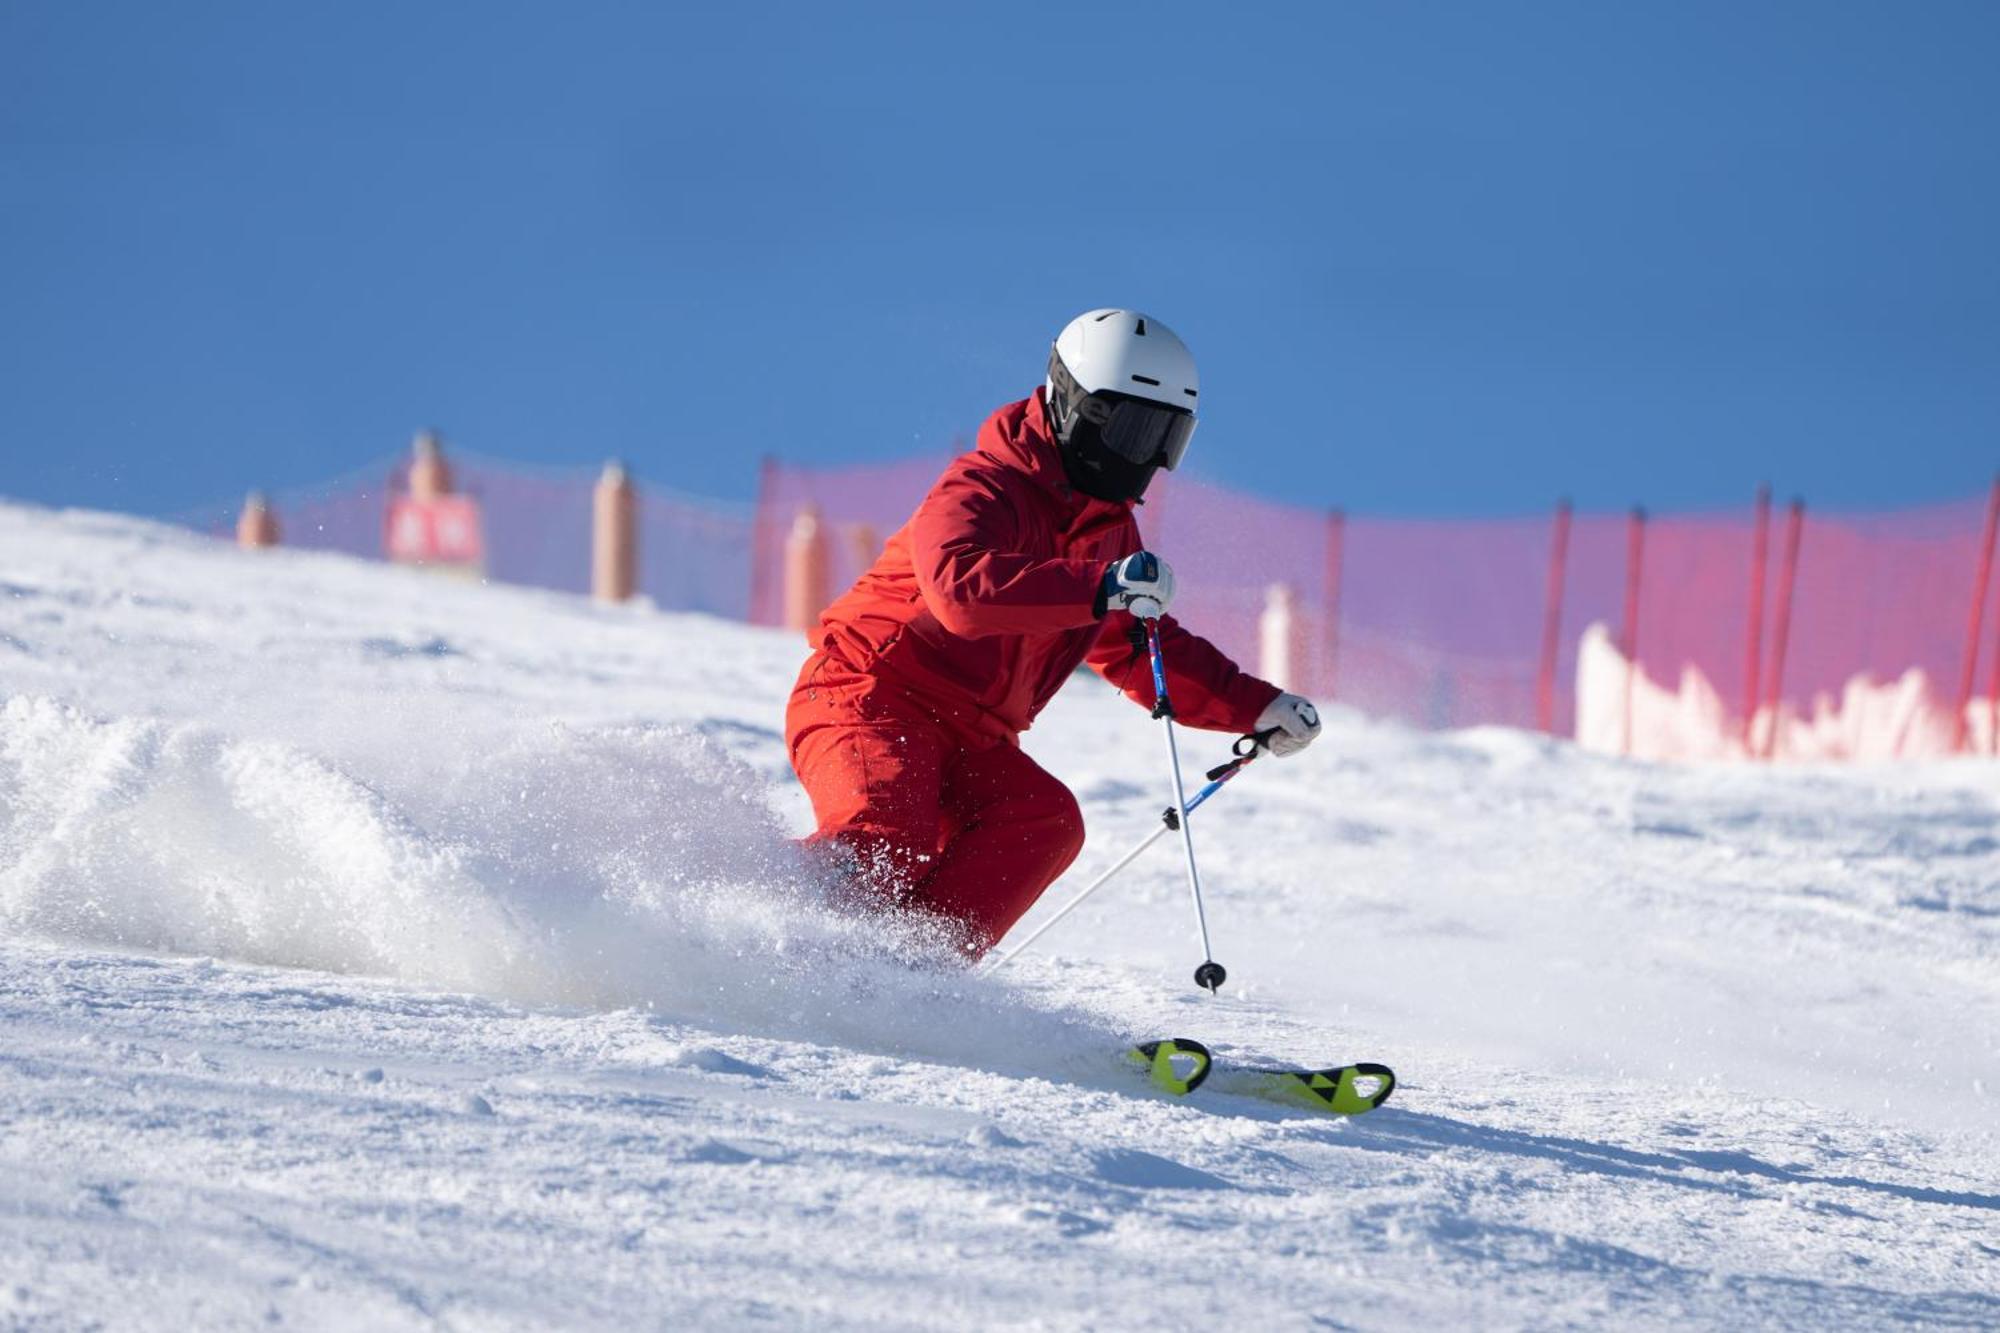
[1194,961,1227,993]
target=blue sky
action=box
[3,2,1996,519]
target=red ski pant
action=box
[785,658,1084,955]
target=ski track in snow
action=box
[0,499,1996,1330]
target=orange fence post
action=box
[236,491,279,548]
[783,505,832,635]
[1952,475,2000,752]
[1620,507,1646,756]
[385,430,485,575]
[1535,498,1571,734]
[1321,509,1345,699]
[592,461,638,603]
[1761,499,1806,760]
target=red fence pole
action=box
[1954,475,2000,753]
[748,455,779,625]
[1985,558,2000,756]
[1322,509,1345,699]
[1741,484,1771,749]
[1761,498,1805,760]
[1535,498,1572,734]
[1621,506,1646,756]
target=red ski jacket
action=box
[810,390,1280,746]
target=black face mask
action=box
[1060,426,1163,502]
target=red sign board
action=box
[386,495,485,569]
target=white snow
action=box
[1573,621,1967,761]
[1,500,1995,1330]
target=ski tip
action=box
[1266,1062,1396,1116]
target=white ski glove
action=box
[1101,551,1176,620]
[1255,692,1322,757]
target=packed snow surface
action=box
[1,500,1995,1330]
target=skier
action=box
[785,309,1323,956]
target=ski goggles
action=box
[1049,348,1199,470]
[1073,390,1198,470]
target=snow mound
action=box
[0,694,534,990]
[0,693,1094,1064]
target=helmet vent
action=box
[1093,311,1115,322]
[1130,374,1161,386]
[1134,318,1148,335]
[1184,388,1198,398]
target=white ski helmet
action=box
[1045,308,1199,502]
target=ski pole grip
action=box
[1205,729,1284,781]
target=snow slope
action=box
[1,500,1995,1330]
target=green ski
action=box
[1128,1038,1396,1116]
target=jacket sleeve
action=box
[910,466,1108,639]
[1084,611,1283,734]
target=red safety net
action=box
[1625,499,1986,726]
[180,453,757,621]
[175,447,2000,757]
[755,455,1998,753]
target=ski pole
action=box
[983,730,1271,973]
[1144,617,1232,993]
